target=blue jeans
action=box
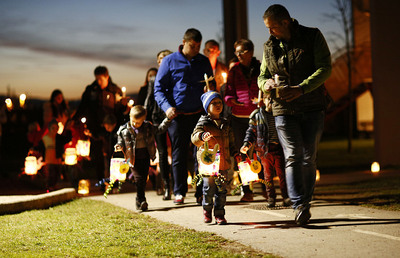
[202,170,228,216]
[168,113,202,197]
[274,110,325,209]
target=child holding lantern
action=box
[240,92,291,208]
[114,105,171,211]
[191,91,238,225]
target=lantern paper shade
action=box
[238,161,259,185]
[78,180,90,195]
[371,162,380,173]
[65,148,77,165]
[25,156,38,175]
[76,140,90,157]
[110,158,127,182]
[198,152,220,177]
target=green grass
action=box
[317,138,374,170]
[0,199,273,257]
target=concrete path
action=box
[88,170,400,258]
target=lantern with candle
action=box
[78,179,90,195]
[198,142,220,177]
[110,155,129,182]
[237,160,259,186]
[76,140,91,157]
[24,156,38,175]
[64,147,77,165]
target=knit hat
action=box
[201,91,222,113]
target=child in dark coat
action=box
[240,93,291,207]
[114,105,170,211]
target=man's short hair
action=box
[205,39,220,49]
[263,4,291,22]
[183,28,202,43]
[130,105,147,119]
[94,66,109,77]
[234,39,254,52]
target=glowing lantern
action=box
[316,169,321,181]
[127,99,134,107]
[222,72,227,83]
[19,94,26,108]
[187,172,193,185]
[121,86,126,97]
[76,140,90,157]
[110,158,128,182]
[78,180,90,195]
[371,162,380,173]
[65,148,77,165]
[5,98,13,111]
[57,122,64,135]
[238,161,259,185]
[198,152,220,177]
[24,156,38,175]
[81,117,87,124]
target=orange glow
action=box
[222,72,227,83]
[5,98,13,111]
[19,94,26,108]
[371,162,380,173]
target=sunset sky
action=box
[0,0,341,100]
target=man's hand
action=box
[202,132,212,142]
[114,145,122,152]
[240,145,249,154]
[278,86,303,102]
[165,107,178,120]
[263,78,277,92]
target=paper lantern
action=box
[198,152,220,177]
[238,161,259,185]
[110,158,128,182]
[371,162,380,173]
[24,156,38,175]
[65,148,77,165]
[76,140,90,157]
[78,179,90,195]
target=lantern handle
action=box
[112,149,127,161]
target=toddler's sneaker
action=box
[140,201,148,212]
[267,198,276,208]
[203,210,212,223]
[215,216,227,225]
[174,194,184,205]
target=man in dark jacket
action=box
[74,66,127,181]
[258,4,332,225]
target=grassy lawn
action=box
[0,199,274,257]
[317,138,375,170]
[314,176,400,211]
[316,138,400,211]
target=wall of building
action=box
[370,0,400,167]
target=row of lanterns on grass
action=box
[24,139,91,175]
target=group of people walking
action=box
[122,4,331,226]
[30,4,332,227]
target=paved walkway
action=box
[1,169,399,257]
[87,170,400,258]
